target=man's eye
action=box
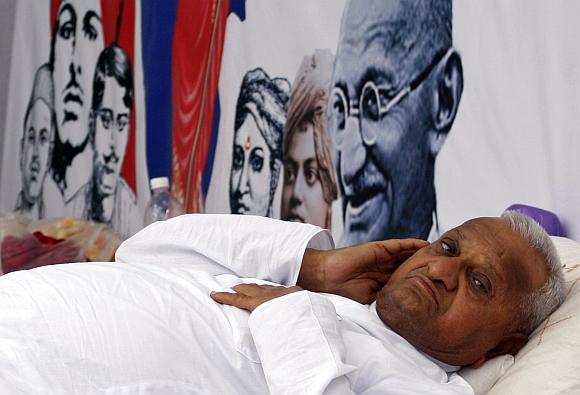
[361,87,379,121]
[330,92,346,130]
[305,166,319,185]
[250,151,264,172]
[471,273,491,294]
[233,146,244,170]
[84,26,98,41]
[100,114,111,129]
[59,23,74,39]
[441,239,457,255]
[27,128,35,142]
[284,165,296,183]
[117,116,129,132]
[39,129,49,143]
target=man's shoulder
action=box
[116,178,137,204]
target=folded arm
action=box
[115,214,333,285]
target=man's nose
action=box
[238,163,250,194]
[426,258,463,292]
[340,116,366,185]
[108,141,119,162]
[32,140,40,156]
[293,170,306,203]
[68,62,81,83]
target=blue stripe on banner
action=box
[203,94,221,197]
[142,0,177,180]
[229,0,246,20]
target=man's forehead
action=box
[101,77,129,111]
[454,217,547,291]
[59,0,100,13]
[335,0,426,85]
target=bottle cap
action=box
[150,177,169,190]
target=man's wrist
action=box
[297,249,327,292]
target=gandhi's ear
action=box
[89,110,96,145]
[469,332,528,369]
[428,51,463,156]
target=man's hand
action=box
[297,239,428,304]
[211,283,303,312]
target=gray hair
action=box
[501,210,565,335]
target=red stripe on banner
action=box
[51,0,59,34]
[172,0,229,213]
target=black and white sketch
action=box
[328,0,463,246]
[49,0,104,201]
[67,44,136,239]
[229,68,290,217]
[15,64,55,219]
[281,50,338,229]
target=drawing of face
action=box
[229,114,272,216]
[52,0,103,147]
[20,100,53,202]
[330,0,454,245]
[281,123,329,228]
[93,76,130,198]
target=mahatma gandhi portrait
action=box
[328,0,464,246]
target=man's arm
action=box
[213,285,356,394]
[297,239,428,303]
[213,285,473,395]
[115,214,333,284]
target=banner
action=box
[1,0,579,242]
[1,0,147,239]
[205,0,580,244]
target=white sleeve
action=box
[248,291,357,395]
[115,214,334,285]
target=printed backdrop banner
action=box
[1,0,579,244]
[205,0,580,245]
[0,0,146,239]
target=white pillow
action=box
[459,355,514,394]
[461,236,580,394]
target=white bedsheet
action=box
[0,214,473,394]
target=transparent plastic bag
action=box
[0,212,122,275]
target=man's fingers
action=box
[375,238,428,260]
[232,283,273,295]
[211,283,302,312]
[210,290,255,310]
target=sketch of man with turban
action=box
[229,68,290,217]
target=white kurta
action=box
[0,214,473,394]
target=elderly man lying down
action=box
[0,212,564,394]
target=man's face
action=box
[20,100,53,202]
[281,123,329,228]
[377,218,548,366]
[53,0,103,147]
[93,76,130,198]
[329,0,435,245]
[230,113,272,216]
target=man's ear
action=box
[469,332,528,369]
[19,138,25,170]
[88,110,96,145]
[428,51,464,156]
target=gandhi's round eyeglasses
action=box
[329,47,454,148]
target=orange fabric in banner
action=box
[171,0,229,212]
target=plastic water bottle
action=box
[143,177,185,227]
